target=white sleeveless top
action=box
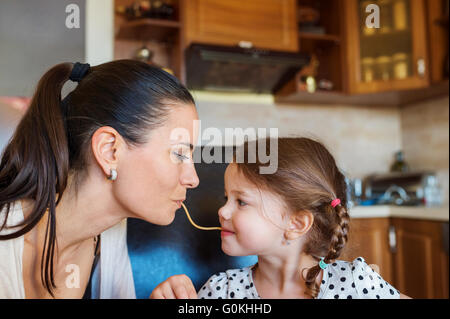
[0,201,25,298]
[0,201,136,299]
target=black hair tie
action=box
[69,62,90,82]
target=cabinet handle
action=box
[389,225,397,253]
[417,58,426,77]
[238,41,253,49]
[442,223,449,255]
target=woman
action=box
[0,60,200,298]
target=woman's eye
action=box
[173,152,189,162]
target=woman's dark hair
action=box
[234,137,350,298]
[0,60,195,296]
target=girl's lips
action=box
[221,230,235,237]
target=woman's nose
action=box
[180,163,199,189]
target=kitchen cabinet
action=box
[182,0,299,52]
[114,0,300,83]
[343,0,430,94]
[426,0,449,84]
[391,218,449,299]
[112,0,448,103]
[341,216,449,299]
[341,218,394,284]
[275,0,449,106]
[114,0,186,81]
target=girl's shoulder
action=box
[349,257,400,298]
[197,265,258,299]
[320,257,400,299]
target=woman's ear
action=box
[91,126,124,177]
[284,211,314,241]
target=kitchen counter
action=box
[349,205,449,222]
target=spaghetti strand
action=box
[181,202,222,231]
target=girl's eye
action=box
[237,199,247,207]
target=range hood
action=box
[185,43,310,94]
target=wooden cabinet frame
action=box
[181,0,299,52]
[343,0,430,94]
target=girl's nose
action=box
[218,205,232,220]
[180,162,199,189]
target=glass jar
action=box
[379,0,394,34]
[393,0,408,31]
[392,53,410,79]
[424,175,443,207]
[376,55,393,81]
[361,57,376,82]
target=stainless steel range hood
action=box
[185,43,310,94]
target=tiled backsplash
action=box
[400,96,449,204]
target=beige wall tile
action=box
[400,96,449,203]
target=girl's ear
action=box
[284,211,314,240]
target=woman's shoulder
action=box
[0,201,26,298]
[0,200,25,235]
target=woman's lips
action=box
[174,200,183,208]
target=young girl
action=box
[197,137,409,299]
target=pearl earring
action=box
[107,169,117,181]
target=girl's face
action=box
[114,104,200,225]
[218,163,288,256]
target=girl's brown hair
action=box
[234,137,350,298]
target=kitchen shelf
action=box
[114,0,185,82]
[275,80,449,106]
[299,32,341,43]
[116,18,181,42]
[360,29,411,39]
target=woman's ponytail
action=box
[0,62,73,296]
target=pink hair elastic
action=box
[331,198,341,208]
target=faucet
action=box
[381,185,410,205]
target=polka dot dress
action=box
[197,257,400,299]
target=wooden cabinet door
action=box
[182,0,299,52]
[343,0,430,94]
[391,218,449,299]
[340,218,394,284]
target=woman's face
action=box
[114,104,200,225]
[218,163,287,256]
